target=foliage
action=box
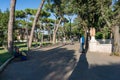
[0,9,9,47]
[99,0,120,54]
[110,52,120,56]
[95,32,103,39]
[102,26,110,39]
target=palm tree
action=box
[8,0,16,54]
[28,0,45,49]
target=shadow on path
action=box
[0,45,77,80]
[69,52,89,80]
[69,51,120,80]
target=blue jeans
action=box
[80,43,84,52]
[82,43,84,50]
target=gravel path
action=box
[0,43,120,80]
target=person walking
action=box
[80,35,85,53]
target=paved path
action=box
[0,43,120,80]
[69,51,120,80]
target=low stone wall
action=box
[89,42,112,54]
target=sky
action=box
[0,0,56,19]
[0,0,41,12]
[0,0,76,22]
[0,0,116,12]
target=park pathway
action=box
[0,42,120,80]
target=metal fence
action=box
[96,39,113,44]
[96,39,120,44]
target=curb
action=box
[0,56,14,72]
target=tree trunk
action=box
[8,0,16,54]
[48,30,52,42]
[113,25,120,54]
[28,0,45,49]
[50,34,52,43]
[41,32,44,45]
[26,27,29,51]
[52,31,56,44]
[52,18,62,44]
[83,27,88,51]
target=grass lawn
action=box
[15,42,28,51]
[0,42,52,66]
[15,42,52,50]
[0,48,12,66]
